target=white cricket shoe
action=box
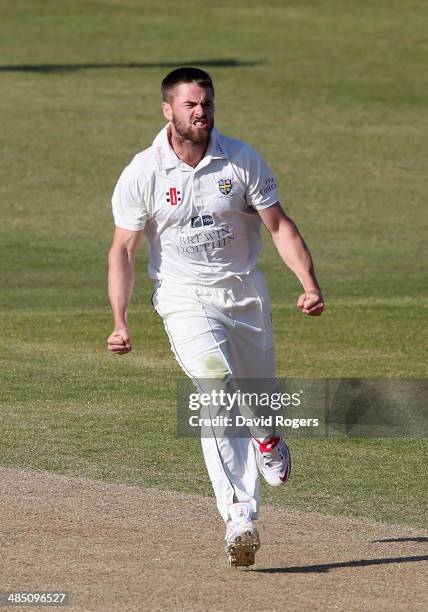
[225,502,260,567]
[252,436,291,486]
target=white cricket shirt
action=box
[112,124,279,285]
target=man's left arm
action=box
[258,202,325,316]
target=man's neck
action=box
[168,130,209,169]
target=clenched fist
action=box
[297,290,325,316]
[107,327,132,354]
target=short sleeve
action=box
[111,160,149,231]
[244,147,279,210]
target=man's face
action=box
[163,82,215,144]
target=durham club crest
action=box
[218,178,233,196]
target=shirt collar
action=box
[153,124,227,171]
[205,126,228,161]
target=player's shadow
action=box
[0,59,260,73]
[251,554,428,574]
[372,536,428,543]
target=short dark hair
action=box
[161,67,214,102]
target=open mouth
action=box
[193,119,208,128]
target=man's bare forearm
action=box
[258,203,321,291]
[107,228,143,354]
[271,217,322,294]
[108,245,135,329]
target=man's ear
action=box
[163,101,173,122]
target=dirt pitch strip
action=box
[0,468,427,611]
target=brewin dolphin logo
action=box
[218,178,233,196]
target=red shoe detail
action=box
[258,436,280,454]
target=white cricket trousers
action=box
[152,268,276,523]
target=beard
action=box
[171,113,214,144]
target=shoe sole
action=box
[226,528,260,567]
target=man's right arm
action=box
[107,227,143,355]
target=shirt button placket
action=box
[193,171,203,213]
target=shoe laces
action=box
[257,436,283,467]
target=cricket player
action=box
[107,67,324,567]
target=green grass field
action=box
[1,1,427,528]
